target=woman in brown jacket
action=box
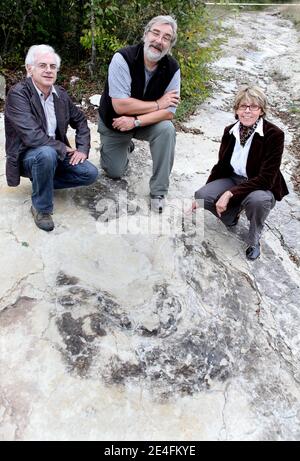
[194,85,289,260]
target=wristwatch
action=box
[134,117,141,128]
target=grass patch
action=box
[289,103,300,114]
[175,89,209,123]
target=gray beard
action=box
[144,44,169,62]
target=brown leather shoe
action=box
[31,206,54,231]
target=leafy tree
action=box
[0,0,86,66]
[80,0,218,113]
[0,0,219,119]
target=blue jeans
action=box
[22,146,98,213]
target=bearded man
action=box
[98,15,180,213]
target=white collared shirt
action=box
[32,79,58,137]
[229,118,264,178]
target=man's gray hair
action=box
[143,15,178,47]
[25,44,61,70]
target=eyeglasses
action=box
[148,29,172,44]
[36,63,58,71]
[238,104,260,111]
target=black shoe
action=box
[227,214,240,227]
[226,210,242,227]
[246,243,260,260]
[128,140,135,153]
[150,195,165,213]
[31,206,54,232]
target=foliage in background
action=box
[80,0,221,119]
[0,0,86,67]
[81,1,207,67]
[280,3,300,30]
[0,0,221,120]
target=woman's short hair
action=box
[25,44,61,70]
[143,15,178,47]
[234,85,267,117]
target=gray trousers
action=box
[98,118,176,196]
[195,174,276,246]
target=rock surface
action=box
[0,9,300,441]
[0,75,5,101]
[89,94,101,106]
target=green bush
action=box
[0,0,221,120]
[80,1,220,119]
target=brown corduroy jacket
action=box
[207,118,289,206]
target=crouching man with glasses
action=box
[98,15,180,213]
[4,44,98,231]
[193,85,289,260]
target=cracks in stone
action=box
[181,236,264,340]
[7,219,48,274]
[186,283,219,320]
[242,270,263,319]
[265,332,300,385]
[0,389,11,423]
[5,229,24,246]
[193,239,262,315]
[219,382,230,441]
[0,384,34,441]
[40,310,56,340]
[265,223,300,267]
[111,330,120,356]
[0,388,18,440]
[0,227,46,313]
[174,123,204,135]
[14,412,27,441]
[1,295,36,312]
[0,273,41,312]
[254,297,299,379]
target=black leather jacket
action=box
[4,77,90,186]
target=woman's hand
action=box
[185,200,199,216]
[215,191,233,217]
